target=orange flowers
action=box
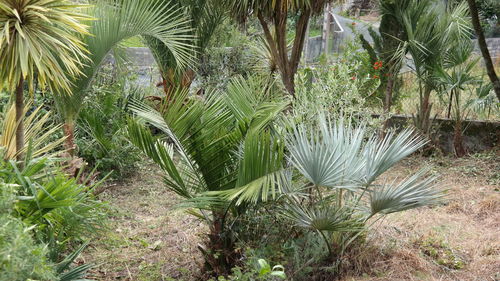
[373,75,379,79]
[373,61,383,70]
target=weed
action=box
[415,235,465,270]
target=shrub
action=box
[0,157,108,259]
[0,214,56,281]
[77,86,141,178]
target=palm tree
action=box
[53,0,194,156]
[127,75,288,274]
[145,0,225,98]
[391,0,472,134]
[359,0,411,136]
[0,0,91,161]
[227,0,342,96]
[435,42,479,157]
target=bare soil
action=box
[84,151,499,281]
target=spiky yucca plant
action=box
[0,101,65,160]
[0,0,91,161]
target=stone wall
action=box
[383,115,499,154]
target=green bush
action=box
[294,41,382,128]
[0,157,107,259]
[77,85,141,178]
[0,214,56,281]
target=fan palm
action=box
[283,116,443,255]
[145,0,225,98]
[390,0,472,133]
[52,0,194,155]
[0,0,91,161]
[434,42,479,156]
[220,115,444,257]
[127,75,288,274]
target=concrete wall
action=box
[120,37,500,69]
[476,38,500,60]
[383,115,499,154]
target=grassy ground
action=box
[83,162,205,280]
[83,150,499,280]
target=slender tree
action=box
[467,0,500,100]
[0,0,91,162]
[228,0,342,97]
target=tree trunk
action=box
[447,91,453,119]
[415,86,433,134]
[467,0,500,100]
[303,21,310,63]
[321,3,331,55]
[15,77,24,163]
[257,5,311,97]
[281,73,296,96]
[380,77,394,137]
[200,213,236,276]
[63,121,76,156]
[453,119,467,157]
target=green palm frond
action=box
[146,0,225,75]
[283,201,363,233]
[0,0,91,92]
[126,118,194,198]
[208,132,289,205]
[55,0,195,123]
[369,169,444,216]
[128,75,287,213]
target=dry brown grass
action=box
[82,161,206,280]
[341,151,500,281]
[83,151,499,280]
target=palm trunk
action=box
[467,0,500,100]
[381,77,395,137]
[415,86,433,134]
[200,213,236,276]
[453,119,467,157]
[15,77,24,163]
[63,121,76,156]
[447,91,453,119]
